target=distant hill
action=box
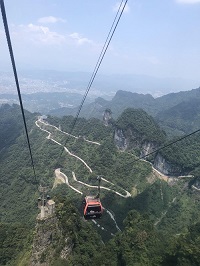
[155,86,200,111]
[98,87,200,118]
[2,77,200,136]
[156,98,200,134]
[49,87,200,136]
[49,90,156,118]
[104,90,156,118]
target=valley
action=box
[36,116,138,198]
[0,100,200,265]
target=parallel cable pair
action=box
[60,0,129,157]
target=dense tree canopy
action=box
[1,104,200,265]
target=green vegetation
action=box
[0,104,34,151]
[50,203,200,266]
[50,87,200,137]
[0,223,32,266]
[156,98,200,135]
[116,108,166,144]
[159,132,200,173]
[1,103,200,265]
[50,197,103,266]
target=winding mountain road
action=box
[36,114,131,237]
[55,168,83,195]
[36,119,93,173]
[35,117,131,198]
[36,116,174,234]
[37,117,101,145]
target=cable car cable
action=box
[0,0,37,183]
[70,0,128,133]
[84,0,125,99]
[59,0,128,159]
[128,128,200,165]
[68,0,125,137]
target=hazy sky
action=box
[1,0,200,81]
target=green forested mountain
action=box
[49,90,156,119]
[155,87,200,113]
[101,90,155,118]
[158,132,200,174]
[48,87,200,116]
[0,104,33,151]
[1,104,200,265]
[48,87,200,137]
[156,98,200,135]
[116,108,166,144]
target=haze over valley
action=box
[1,69,200,116]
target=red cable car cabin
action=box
[83,196,103,219]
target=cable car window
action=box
[87,205,101,212]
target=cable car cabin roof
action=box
[85,196,101,203]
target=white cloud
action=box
[69,32,93,45]
[113,2,130,13]
[11,24,96,48]
[37,16,66,24]
[176,0,200,3]
[16,24,66,45]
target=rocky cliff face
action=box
[114,127,185,176]
[114,127,157,157]
[153,153,183,176]
[30,216,72,266]
[140,140,157,157]
[114,128,127,151]
[103,109,112,126]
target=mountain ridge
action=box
[1,103,200,265]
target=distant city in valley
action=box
[0,70,200,98]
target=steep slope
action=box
[155,132,200,176]
[116,108,166,144]
[29,198,103,266]
[156,98,200,135]
[114,108,166,157]
[0,104,33,151]
[1,103,200,265]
